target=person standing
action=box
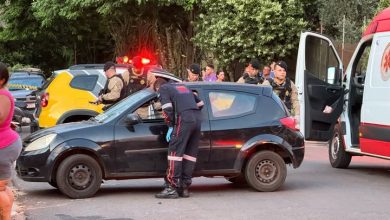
[202,64,217,82]
[184,64,201,82]
[122,56,148,95]
[153,78,204,199]
[237,58,262,84]
[259,65,274,81]
[262,61,300,128]
[97,61,126,110]
[216,70,225,82]
[0,62,22,220]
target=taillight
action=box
[40,92,49,107]
[279,116,298,131]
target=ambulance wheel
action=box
[56,154,102,199]
[329,126,351,168]
[245,151,287,192]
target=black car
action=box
[16,82,305,199]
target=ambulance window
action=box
[305,36,340,84]
[354,42,371,77]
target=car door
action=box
[114,90,211,175]
[205,89,258,170]
[295,32,344,141]
[114,95,171,174]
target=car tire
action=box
[225,174,247,185]
[329,126,352,168]
[56,154,102,199]
[245,150,287,192]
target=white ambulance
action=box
[295,8,390,168]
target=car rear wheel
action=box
[245,151,287,192]
[56,154,102,199]
[329,126,352,168]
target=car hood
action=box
[27,121,98,141]
[10,90,34,98]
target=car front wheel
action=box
[329,126,352,168]
[56,154,102,199]
[245,151,287,192]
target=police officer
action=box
[122,56,148,95]
[153,78,204,199]
[262,61,300,127]
[237,58,263,84]
[184,63,201,82]
[97,61,125,110]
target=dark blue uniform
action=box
[159,83,203,188]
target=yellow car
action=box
[35,64,181,129]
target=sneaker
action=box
[178,187,190,198]
[155,186,179,199]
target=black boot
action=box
[178,186,190,198]
[155,186,179,199]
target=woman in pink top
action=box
[0,62,22,220]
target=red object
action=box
[360,137,390,157]
[279,116,298,131]
[363,8,390,37]
[41,93,49,107]
[141,58,150,65]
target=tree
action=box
[192,0,307,80]
[0,0,113,73]
[31,0,199,78]
[318,0,380,43]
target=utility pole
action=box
[342,15,345,65]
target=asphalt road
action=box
[13,128,390,220]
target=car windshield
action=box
[8,77,44,91]
[95,89,154,123]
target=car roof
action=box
[65,63,182,82]
[10,71,45,78]
[183,82,273,96]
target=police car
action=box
[16,82,304,199]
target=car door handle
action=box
[326,87,341,94]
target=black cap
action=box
[275,60,288,71]
[188,63,201,75]
[103,61,116,72]
[249,58,260,70]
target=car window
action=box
[134,98,164,121]
[95,89,153,123]
[208,91,256,118]
[8,76,45,91]
[70,75,98,91]
[305,35,341,85]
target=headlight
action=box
[25,134,57,152]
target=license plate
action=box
[27,103,36,109]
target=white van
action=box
[295,8,390,168]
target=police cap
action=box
[103,61,116,72]
[275,60,288,71]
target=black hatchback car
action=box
[16,82,304,199]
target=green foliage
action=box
[378,0,390,11]
[318,0,380,42]
[193,0,307,66]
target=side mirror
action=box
[125,113,141,125]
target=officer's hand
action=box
[166,127,173,142]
